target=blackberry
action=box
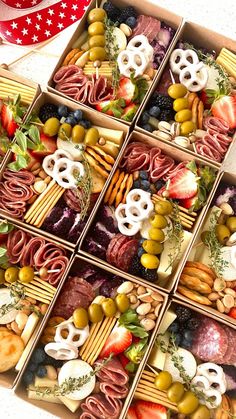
[39,103,58,123]
[176,306,192,323]
[103,1,120,22]
[129,255,142,276]
[142,268,157,282]
[187,317,200,331]
[154,94,173,109]
[159,109,174,122]
[118,6,137,23]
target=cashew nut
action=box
[117,281,134,295]
[140,318,155,331]
[136,303,151,316]
[137,286,146,295]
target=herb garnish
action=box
[186,161,216,211]
[34,355,112,397]
[165,202,184,272]
[0,282,42,318]
[104,18,120,93]
[119,309,148,339]
[74,145,93,220]
[202,211,229,277]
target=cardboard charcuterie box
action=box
[0,68,40,171]
[14,254,168,418]
[0,217,73,389]
[135,21,236,169]
[79,129,220,293]
[47,0,183,126]
[0,91,129,250]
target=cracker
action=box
[24,180,56,221]
[80,319,108,360]
[28,183,59,224]
[197,100,204,130]
[68,51,84,65]
[88,317,117,365]
[108,171,125,206]
[104,169,120,203]
[79,322,101,358]
[91,146,115,165]
[35,186,64,228]
[0,334,25,372]
[62,49,80,66]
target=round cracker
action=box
[0,327,13,339]
[0,334,25,372]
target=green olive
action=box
[142,240,163,255]
[154,371,172,391]
[19,266,34,283]
[173,98,189,112]
[101,298,117,317]
[115,294,130,313]
[226,216,236,232]
[175,109,192,123]
[43,117,60,137]
[58,123,72,141]
[180,120,196,135]
[190,404,210,419]
[88,22,105,37]
[0,268,5,284]
[215,224,231,245]
[5,266,19,283]
[149,227,165,242]
[168,83,188,99]
[140,253,159,270]
[154,200,173,215]
[73,307,89,328]
[84,127,99,145]
[88,303,104,323]
[167,382,185,403]
[150,214,167,229]
[87,8,106,24]
[89,47,106,61]
[72,124,85,143]
[177,390,199,415]
[89,35,105,48]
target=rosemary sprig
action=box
[165,203,184,272]
[157,334,215,407]
[0,282,42,318]
[74,145,93,220]
[202,211,229,277]
[35,354,113,397]
[104,18,120,93]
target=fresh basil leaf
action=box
[11,144,24,156]
[124,324,148,338]
[8,155,28,171]
[186,160,197,174]
[0,247,7,258]
[28,125,40,144]
[15,130,27,152]
[0,221,14,234]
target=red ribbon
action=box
[0,0,91,45]
[1,0,43,10]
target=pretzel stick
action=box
[24,180,56,220]
[88,317,117,365]
[23,282,54,298]
[35,186,64,227]
[0,77,36,92]
[27,184,59,224]
[91,146,115,165]
[84,153,109,178]
[79,322,101,357]
[0,86,34,98]
[33,277,57,293]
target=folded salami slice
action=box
[95,357,129,386]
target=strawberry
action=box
[1,103,18,137]
[229,307,236,319]
[179,194,198,210]
[127,406,138,419]
[160,168,198,200]
[199,89,211,109]
[99,326,132,358]
[135,401,167,419]
[95,99,126,118]
[119,353,130,369]
[211,94,236,129]
[121,103,139,122]
[117,77,136,105]
[30,133,57,158]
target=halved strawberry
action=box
[99,326,132,358]
[121,103,138,122]
[211,94,236,129]
[135,401,167,419]
[96,99,126,118]
[119,353,130,370]
[117,77,136,105]
[1,103,18,137]
[160,168,198,200]
[127,406,138,419]
[30,133,57,158]
[179,194,198,209]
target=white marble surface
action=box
[0,0,235,417]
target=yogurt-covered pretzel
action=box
[128,35,154,62]
[196,363,226,394]
[170,49,199,74]
[43,149,73,177]
[179,62,208,92]
[115,203,141,236]
[53,158,85,189]
[126,189,154,222]
[44,342,78,360]
[118,50,148,78]
[55,322,89,348]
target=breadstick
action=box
[27,184,59,224]
[23,283,54,298]
[35,186,64,227]
[24,180,56,220]
[192,97,200,126]
[122,174,133,204]
[84,153,109,178]
[104,169,120,203]
[79,322,101,357]
[90,146,115,165]
[85,148,112,171]
[0,77,36,92]
[216,55,236,79]
[0,93,32,105]
[89,317,117,365]
[33,277,57,293]
[115,173,128,207]
[108,171,125,206]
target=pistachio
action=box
[151,292,164,302]
[38,170,47,179]
[137,286,146,295]
[219,202,234,215]
[224,288,236,297]
[129,294,138,304]
[45,365,57,381]
[11,321,21,335]
[130,301,140,310]
[216,299,225,313]
[173,136,190,148]
[139,293,153,303]
[119,23,132,37]
[146,313,156,320]
[136,303,151,316]
[208,292,220,301]
[223,294,235,309]
[140,318,155,331]
[117,281,134,295]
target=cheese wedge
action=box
[159,310,177,335]
[21,313,40,345]
[148,332,169,370]
[59,396,81,412]
[92,126,123,145]
[28,389,62,404]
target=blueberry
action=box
[168,321,179,334]
[125,16,137,28]
[36,365,47,378]
[139,238,145,245]
[181,338,192,349]
[155,180,165,191]
[79,119,91,129]
[133,179,141,188]
[31,347,46,364]
[183,330,194,343]
[139,170,148,180]
[149,105,161,118]
[58,105,68,118]
[73,109,83,121]
[142,123,153,132]
[138,247,145,258]
[28,362,38,373]
[141,180,150,191]
[174,333,182,347]
[65,116,77,126]
[23,370,34,386]
[140,111,150,125]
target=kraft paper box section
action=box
[15,254,167,418]
[175,171,236,327]
[79,129,219,293]
[0,217,72,388]
[135,20,236,169]
[125,297,236,418]
[0,68,40,169]
[0,90,129,249]
[47,0,183,125]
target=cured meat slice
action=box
[106,234,129,266]
[131,15,160,42]
[42,256,68,285]
[34,242,66,266]
[218,326,235,364]
[95,358,129,386]
[7,230,31,264]
[149,153,175,182]
[80,412,98,419]
[81,394,122,419]
[99,382,129,399]
[21,237,46,267]
[53,65,85,84]
[196,116,231,162]
[119,142,151,172]
[191,317,228,362]
[116,238,139,272]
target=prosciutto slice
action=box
[131,15,161,43]
[81,394,122,419]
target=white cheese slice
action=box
[91,125,123,145]
[0,289,18,324]
[15,326,39,372]
[21,313,40,345]
[34,377,58,388]
[159,310,177,335]
[59,396,81,412]
[56,138,83,161]
[28,388,62,404]
[164,348,197,382]
[58,360,95,400]
[148,332,169,370]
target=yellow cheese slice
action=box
[92,125,123,145]
[148,333,170,370]
[28,389,62,404]
[59,396,81,412]
[21,313,40,345]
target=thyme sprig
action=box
[34,354,113,397]
[104,18,120,93]
[202,211,229,277]
[0,282,42,318]
[165,203,184,272]
[75,145,93,220]
[157,333,215,407]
